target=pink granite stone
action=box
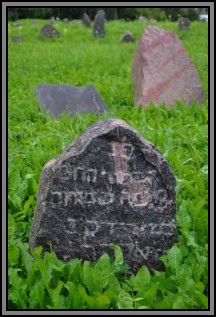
[132,26,204,107]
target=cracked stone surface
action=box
[132,26,203,107]
[29,119,176,272]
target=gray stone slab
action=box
[11,35,23,42]
[50,16,55,24]
[40,24,60,38]
[132,26,204,107]
[63,18,69,24]
[82,12,91,27]
[121,31,135,43]
[36,84,108,117]
[93,9,105,38]
[178,17,190,30]
[29,119,176,272]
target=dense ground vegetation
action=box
[8,19,208,310]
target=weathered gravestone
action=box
[178,17,190,30]
[148,18,157,24]
[36,84,108,117]
[132,26,203,107]
[82,12,91,27]
[121,31,135,43]
[139,15,147,22]
[93,9,105,38]
[31,20,37,26]
[29,118,176,272]
[13,22,21,28]
[11,35,23,42]
[63,18,69,24]
[50,16,55,24]
[40,24,61,38]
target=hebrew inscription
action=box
[29,119,176,272]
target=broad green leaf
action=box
[23,195,35,215]
[29,281,45,308]
[166,245,183,273]
[104,275,121,300]
[8,244,20,266]
[95,294,110,309]
[17,242,33,273]
[8,267,28,308]
[8,214,16,237]
[117,290,134,309]
[82,261,95,295]
[193,292,208,309]
[113,244,123,265]
[93,253,111,292]
[51,280,64,309]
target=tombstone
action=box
[121,31,135,43]
[40,25,61,38]
[132,26,203,107]
[93,9,105,38]
[31,20,37,26]
[139,15,147,22]
[29,118,176,273]
[50,16,55,24]
[82,12,91,27]
[11,35,23,42]
[36,84,108,118]
[148,18,157,24]
[13,22,21,28]
[63,18,69,24]
[178,17,190,30]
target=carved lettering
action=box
[120,191,151,207]
[71,167,97,183]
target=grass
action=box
[8,18,208,310]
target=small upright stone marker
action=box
[82,12,91,27]
[11,35,23,42]
[63,18,69,24]
[13,22,21,28]
[31,20,37,26]
[29,119,176,272]
[132,26,203,107]
[93,9,105,38]
[178,17,190,30]
[40,25,60,38]
[121,31,135,43]
[50,16,55,24]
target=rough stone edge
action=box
[29,118,176,249]
[132,26,203,106]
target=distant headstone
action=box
[36,84,108,117]
[29,118,176,272]
[178,17,190,30]
[132,26,203,107]
[149,18,157,24]
[93,9,105,38]
[13,22,21,28]
[63,18,69,24]
[11,35,23,42]
[121,31,135,43]
[40,25,61,38]
[31,20,37,26]
[50,16,55,24]
[139,15,147,22]
[82,12,91,27]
